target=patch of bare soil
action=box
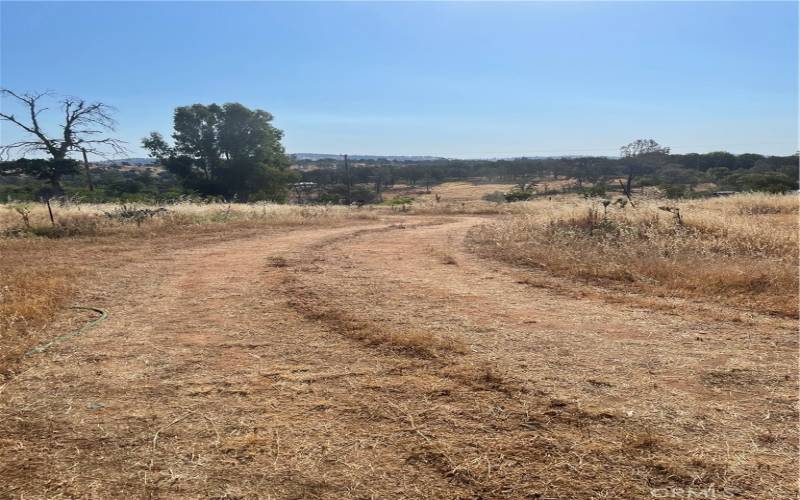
[0,216,796,498]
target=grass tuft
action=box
[467,193,798,317]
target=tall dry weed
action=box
[468,194,799,316]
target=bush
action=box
[504,186,534,202]
[384,196,414,206]
[727,172,797,194]
[582,183,607,197]
[483,191,507,203]
[662,185,686,199]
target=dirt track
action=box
[1,216,796,498]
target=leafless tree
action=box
[617,139,671,206]
[0,88,127,189]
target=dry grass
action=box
[0,240,82,375]
[284,273,467,358]
[383,181,518,203]
[468,193,799,317]
[410,200,511,215]
[0,200,379,237]
[260,217,797,498]
[0,210,795,498]
[382,180,526,215]
[0,201,380,379]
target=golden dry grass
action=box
[383,181,518,203]
[0,200,379,236]
[0,212,795,498]
[467,193,799,317]
[0,202,379,378]
[284,273,467,358]
[259,217,798,498]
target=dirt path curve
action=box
[1,216,796,499]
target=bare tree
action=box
[618,139,670,206]
[0,89,126,190]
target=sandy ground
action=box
[0,216,796,498]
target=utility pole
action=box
[343,153,352,205]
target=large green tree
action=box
[143,103,293,200]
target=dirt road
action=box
[1,216,796,498]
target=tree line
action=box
[1,89,294,202]
[299,146,798,200]
[1,89,797,202]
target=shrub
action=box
[582,183,607,197]
[662,185,686,199]
[482,191,507,203]
[504,186,534,202]
[384,196,414,206]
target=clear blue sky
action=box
[1,1,797,158]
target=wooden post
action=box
[45,197,55,226]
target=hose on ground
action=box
[26,307,108,356]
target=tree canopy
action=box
[620,139,671,158]
[143,103,293,200]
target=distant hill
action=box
[290,153,612,162]
[95,157,157,166]
[291,153,445,162]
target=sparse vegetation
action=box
[2,1,797,495]
[1,188,796,498]
[481,190,506,203]
[467,193,798,316]
[0,201,379,377]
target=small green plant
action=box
[103,204,168,226]
[600,199,612,218]
[582,183,607,198]
[662,185,686,199]
[384,196,414,206]
[504,185,535,202]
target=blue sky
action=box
[1,1,797,158]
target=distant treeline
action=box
[1,88,796,202]
[1,151,797,203]
[299,151,799,198]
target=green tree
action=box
[618,139,670,202]
[619,139,670,158]
[727,172,796,193]
[143,103,291,200]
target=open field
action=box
[0,194,797,498]
[383,181,518,203]
[0,203,378,375]
[468,193,799,317]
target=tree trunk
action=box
[81,149,94,191]
[49,178,64,195]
